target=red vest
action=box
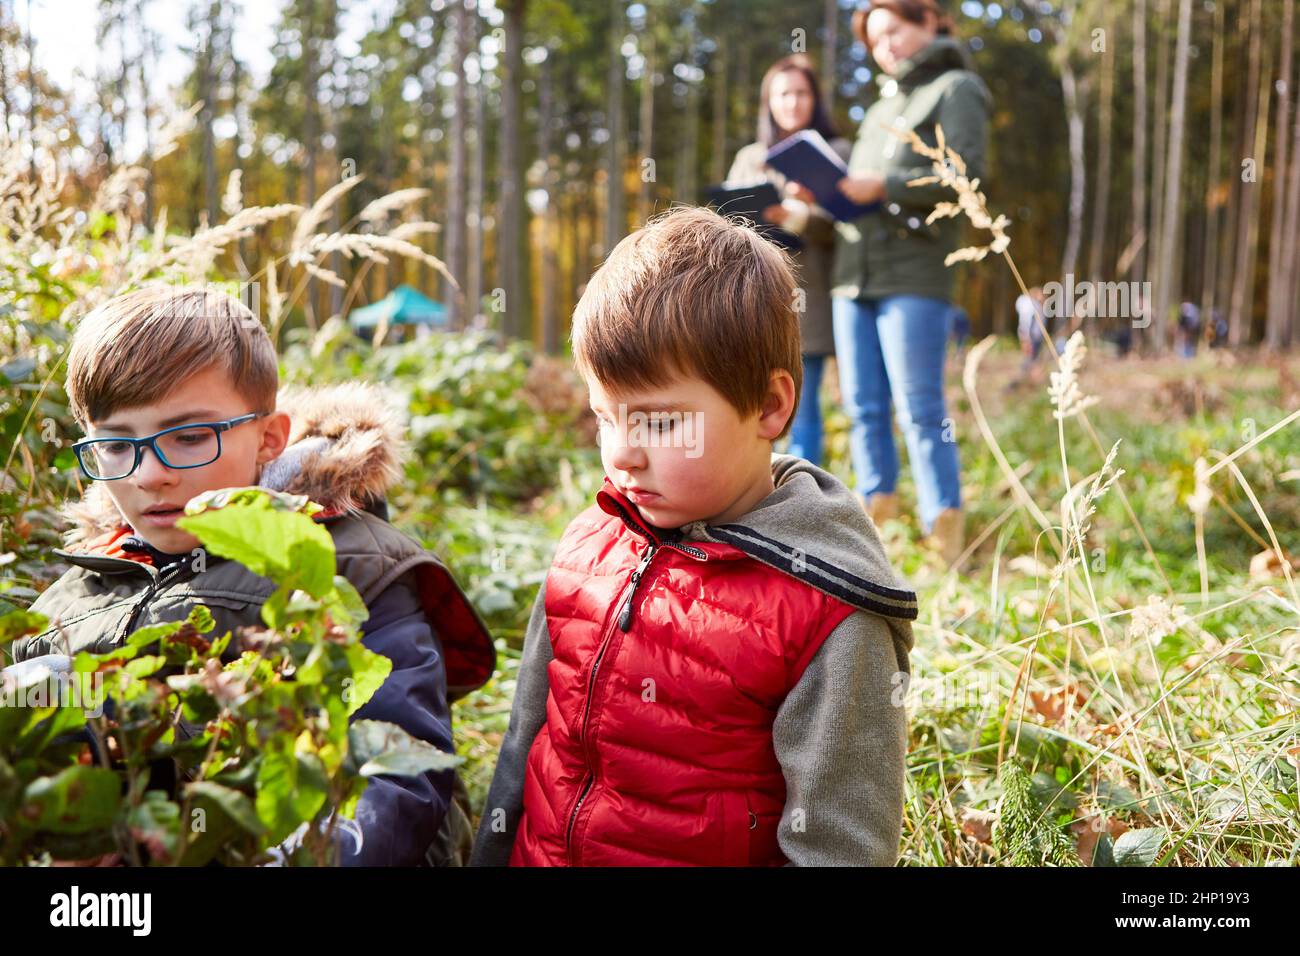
[510,480,857,866]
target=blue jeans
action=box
[787,353,826,465]
[832,294,962,531]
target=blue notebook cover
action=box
[765,129,882,223]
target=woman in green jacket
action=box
[806,0,990,562]
[727,54,851,466]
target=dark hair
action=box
[852,0,954,47]
[756,54,839,148]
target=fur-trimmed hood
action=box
[61,381,409,547]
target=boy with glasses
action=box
[5,286,494,865]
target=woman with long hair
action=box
[726,54,851,466]
[796,0,990,563]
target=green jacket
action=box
[831,36,991,302]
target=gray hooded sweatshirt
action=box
[470,453,916,866]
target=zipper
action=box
[564,539,655,857]
[564,493,711,861]
[119,561,192,641]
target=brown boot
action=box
[925,508,965,565]
[859,491,900,526]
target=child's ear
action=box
[757,369,797,441]
[255,411,292,465]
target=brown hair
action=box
[757,54,839,148]
[66,285,278,426]
[571,206,802,439]
[852,0,954,47]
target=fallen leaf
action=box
[959,807,996,844]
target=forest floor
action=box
[452,341,1300,866]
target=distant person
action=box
[1177,301,1201,358]
[1016,286,1047,378]
[787,0,991,565]
[726,54,850,467]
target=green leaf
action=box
[187,605,216,634]
[186,781,266,836]
[123,655,166,679]
[348,719,464,778]
[177,488,336,597]
[20,766,121,834]
[128,790,181,863]
[0,610,48,647]
[343,644,392,717]
[1095,780,1143,812]
[125,620,185,649]
[254,749,328,844]
[1112,828,1164,867]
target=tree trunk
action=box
[136,0,157,230]
[1280,7,1300,348]
[1056,11,1086,283]
[1087,4,1114,284]
[23,0,35,179]
[1147,0,1171,333]
[539,46,559,354]
[1130,0,1148,286]
[498,0,528,339]
[1200,0,1225,332]
[1229,0,1267,346]
[446,0,469,328]
[467,2,484,327]
[604,0,626,253]
[637,6,656,223]
[1265,0,1296,347]
[1152,0,1192,352]
[201,1,220,228]
[301,0,321,325]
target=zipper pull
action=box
[617,544,657,632]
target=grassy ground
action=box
[446,340,1300,866]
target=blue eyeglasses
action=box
[72,412,266,481]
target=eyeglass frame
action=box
[71,411,268,481]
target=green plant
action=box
[0,488,457,866]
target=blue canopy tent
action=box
[348,284,449,331]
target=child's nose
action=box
[132,445,177,488]
[606,429,647,471]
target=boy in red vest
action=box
[471,206,917,867]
